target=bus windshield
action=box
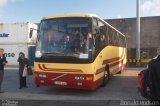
[36,17,92,59]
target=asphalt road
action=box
[0,67,146,106]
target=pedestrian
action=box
[17,52,29,89]
[0,48,7,93]
[148,47,160,101]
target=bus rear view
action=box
[34,14,127,90]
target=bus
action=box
[34,13,127,90]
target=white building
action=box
[0,22,38,66]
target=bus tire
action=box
[117,60,123,74]
[117,70,122,74]
[36,85,40,87]
[101,66,110,87]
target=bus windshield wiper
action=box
[42,53,65,57]
[42,53,79,58]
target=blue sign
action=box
[0,33,9,37]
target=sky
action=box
[0,0,160,23]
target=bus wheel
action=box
[117,61,123,74]
[117,66,123,74]
[117,70,122,74]
[36,85,40,87]
[101,66,110,87]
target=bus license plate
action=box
[54,81,67,85]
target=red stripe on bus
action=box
[109,60,123,67]
[42,64,51,69]
[38,64,44,70]
[43,69,83,73]
[38,64,83,73]
[103,57,120,64]
[42,64,73,70]
[95,67,105,75]
[103,48,126,65]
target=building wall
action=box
[105,16,160,59]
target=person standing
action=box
[148,47,160,101]
[17,52,29,89]
[0,48,7,93]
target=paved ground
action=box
[0,67,147,106]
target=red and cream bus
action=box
[34,13,127,90]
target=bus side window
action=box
[92,18,98,35]
[104,26,109,45]
[121,36,123,47]
[122,36,126,47]
[107,27,112,45]
[117,33,120,46]
[114,32,118,46]
[119,35,122,47]
[110,29,114,46]
[92,18,107,52]
[97,20,106,47]
[92,18,100,51]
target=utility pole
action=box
[136,0,141,66]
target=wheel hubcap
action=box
[104,71,108,79]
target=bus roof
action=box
[43,13,98,20]
[43,13,126,37]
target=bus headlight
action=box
[75,76,85,80]
[75,76,80,80]
[79,76,85,80]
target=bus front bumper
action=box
[34,72,103,90]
